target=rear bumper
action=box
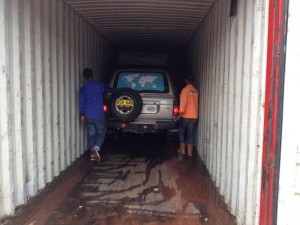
[107,119,177,133]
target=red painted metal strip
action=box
[260,0,275,222]
[260,0,287,224]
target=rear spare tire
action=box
[108,88,143,122]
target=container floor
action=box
[3,134,236,225]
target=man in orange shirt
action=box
[176,76,199,156]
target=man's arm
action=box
[79,87,86,124]
[179,88,188,115]
[175,88,188,121]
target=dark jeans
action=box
[86,116,106,152]
[178,118,198,145]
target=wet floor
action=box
[2,133,236,225]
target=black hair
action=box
[185,76,194,83]
[83,68,93,79]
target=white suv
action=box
[105,68,179,134]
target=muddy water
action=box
[3,134,236,225]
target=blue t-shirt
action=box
[79,80,112,120]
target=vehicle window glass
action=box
[115,72,168,93]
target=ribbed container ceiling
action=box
[63,0,215,50]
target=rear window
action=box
[114,71,169,93]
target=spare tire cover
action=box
[108,88,143,122]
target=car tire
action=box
[108,88,143,122]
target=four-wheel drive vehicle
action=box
[105,68,179,134]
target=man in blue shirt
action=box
[79,68,113,162]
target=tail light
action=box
[103,104,108,113]
[173,100,179,116]
[103,98,108,113]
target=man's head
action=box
[83,68,93,80]
[185,76,194,84]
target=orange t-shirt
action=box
[179,84,199,119]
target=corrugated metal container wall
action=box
[0,0,115,217]
[277,0,300,224]
[186,0,269,224]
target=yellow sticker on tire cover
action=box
[116,99,134,107]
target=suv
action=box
[105,68,179,134]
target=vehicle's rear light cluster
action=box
[103,98,108,113]
[120,123,126,129]
[153,124,159,129]
[103,104,108,113]
[173,100,179,116]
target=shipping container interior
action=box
[0,0,269,224]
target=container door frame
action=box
[259,0,289,224]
